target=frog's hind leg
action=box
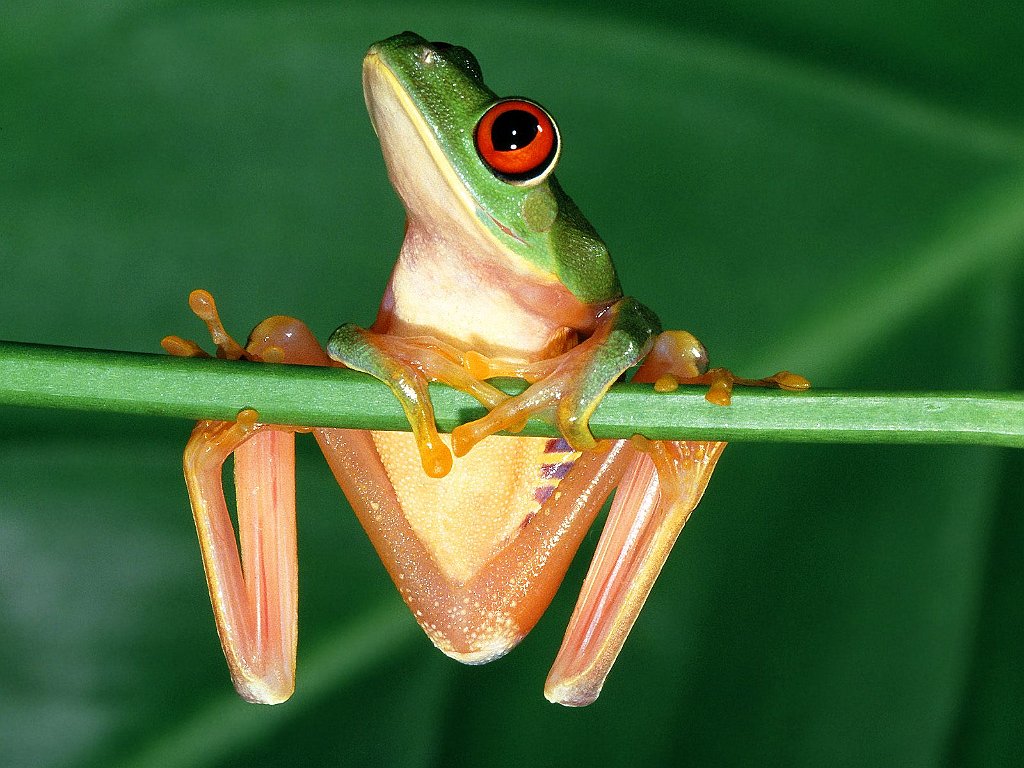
[165,289,326,704]
[542,330,730,705]
[543,438,725,706]
[313,428,636,666]
[183,416,299,704]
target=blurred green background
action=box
[2,2,1022,766]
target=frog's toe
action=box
[666,367,811,406]
[450,388,546,457]
[164,289,251,361]
[636,331,809,405]
[450,368,600,457]
[768,371,812,390]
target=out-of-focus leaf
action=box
[1,3,1021,766]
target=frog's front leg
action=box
[449,296,661,454]
[327,296,660,473]
[326,325,514,477]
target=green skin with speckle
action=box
[366,31,628,305]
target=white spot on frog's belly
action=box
[437,624,521,665]
[372,431,555,583]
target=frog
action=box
[164,31,807,707]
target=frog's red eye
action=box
[475,99,559,184]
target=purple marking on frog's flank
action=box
[541,462,573,480]
[545,437,572,453]
[534,485,555,505]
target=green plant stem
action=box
[1,340,1022,447]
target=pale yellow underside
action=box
[372,431,573,583]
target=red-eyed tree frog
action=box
[164,31,807,707]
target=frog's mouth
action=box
[362,48,532,257]
[483,211,526,244]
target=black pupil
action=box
[491,109,539,152]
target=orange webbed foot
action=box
[452,300,662,457]
[639,330,810,406]
[449,338,609,457]
[164,288,331,368]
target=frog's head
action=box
[363,32,620,304]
